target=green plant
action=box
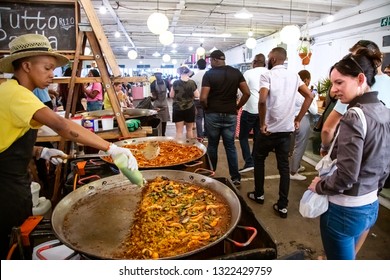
[316,77,332,98]
[299,46,310,54]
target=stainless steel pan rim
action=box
[52,170,241,260]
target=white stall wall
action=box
[224,0,390,88]
[101,0,388,87]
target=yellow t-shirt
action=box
[103,91,112,110]
[0,79,45,152]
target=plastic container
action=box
[82,117,96,132]
[30,182,40,207]
[71,115,83,126]
[113,153,144,187]
[101,115,114,130]
[32,239,80,260]
[32,197,52,219]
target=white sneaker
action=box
[290,173,307,181]
[239,166,254,173]
[298,166,305,172]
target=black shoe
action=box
[247,192,264,204]
[273,203,288,218]
[239,166,254,173]
[232,179,241,186]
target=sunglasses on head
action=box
[341,53,364,73]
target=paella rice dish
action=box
[101,141,204,168]
[113,176,231,259]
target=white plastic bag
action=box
[299,190,328,218]
[315,155,338,177]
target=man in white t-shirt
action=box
[238,53,268,173]
[191,59,208,139]
[247,47,313,218]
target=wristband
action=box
[320,143,330,152]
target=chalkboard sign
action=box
[0,1,77,52]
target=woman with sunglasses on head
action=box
[308,48,390,260]
[320,40,390,157]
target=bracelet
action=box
[320,143,330,152]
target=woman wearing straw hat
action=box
[0,34,138,259]
[169,65,199,139]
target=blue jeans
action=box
[194,100,205,138]
[238,110,259,168]
[205,113,240,181]
[253,132,291,208]
[320,200,379,260]
[87,101,103,111]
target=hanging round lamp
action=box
[147,12,169,35]
[162,54,171,63]
[128,50,138,60]
[159,30,174,46]
[280,25,301,43]
[196,46,205,56]
[245,37,257,49]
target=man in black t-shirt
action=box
[200,50,250,186]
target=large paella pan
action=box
[51,170,241,259]
[99,136,207,169]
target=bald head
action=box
[253,53,266,67]
[267,47,287,69]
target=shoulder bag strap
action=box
[348,107,367,138]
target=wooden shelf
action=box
[36,126,153,142]
[52,76,147,84]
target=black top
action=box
[202,66,245,114]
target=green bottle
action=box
[112,153,144,187]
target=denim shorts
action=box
[320,200,379,260]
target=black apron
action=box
[0,129,37,259]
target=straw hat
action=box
[0,34,69,73]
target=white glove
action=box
[40,148,67,165]
[107,143,138,170]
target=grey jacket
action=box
[316,91,390,196]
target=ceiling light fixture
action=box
[128,50,138,60]
[171,59,177,65]
[327,0,334,22]
[152,51,161,57]
[123,46,128,51]
[235,0,253,19]
[196,44,205,57]
[114,19,121,38]
[280,0,301,43]
[220,14,232,38]
[246,37,257,49]
[162,54,171,62]
[147,0,169,35]
[159,30,174,45]
[99,1,106,14]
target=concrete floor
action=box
[165,122,390,260]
